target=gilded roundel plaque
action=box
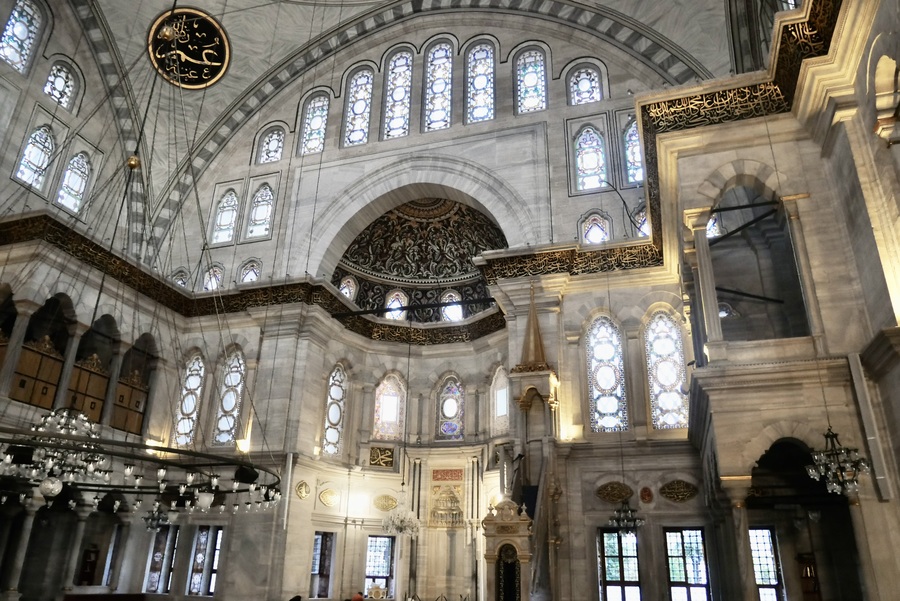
[147,8,230,89]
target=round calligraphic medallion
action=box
[147,8,230,89]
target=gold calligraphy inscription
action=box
[295,480,311,500]
[369,447,395,468]
[148,8,230,89]
[432,469,463,481]
[659,479,699,503]
[373,495,398,512]
[595,481,633,504]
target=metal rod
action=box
[710,201,778,213]
[715,286,784,304]
[332,297,495,319]
[708,208,778,246]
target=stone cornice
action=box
[860,327,900,378]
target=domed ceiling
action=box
[332,199,508,323]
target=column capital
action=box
[719,475,752,506]
[683,207,713,232]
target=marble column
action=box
[722,481,759,601]
[2,502,37,599]
[61,506,93,591]
[0,301,39,397]
[847,494,881,601]
[107,513,135,592]
[100,343,126,425]
[683,209,722,346]
[53,323,89,410]
[780,195,826,353]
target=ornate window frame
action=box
[298,91,331,156]
[511,43,550,115]
[490,366,510,437]
[562,59,608,106]
[15,123,57,193]
[173,351,206,447]
[434,372,465,441]
[342,65,376,147]
[0,0,45,75]
[421,37,455,133]
[641,306,690,433]
[238,258,262,285]
[54,151,92,214]
[463,38,497,124]
[578,209,613,246]
[210,347,248,447]
[255,123,287,164]
[382,46,414,140]
[373,371,406,441]
[321,363,349,458]
[584,313,629,433]
[43,58,81,111]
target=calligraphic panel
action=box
[432,469,463,481]
[147,8,230,89]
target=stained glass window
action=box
[750,528,783,601]
[213,350,245,445]
[645,311,688,429]
[586,316,628,432]
[0,0,41,74]
[440,290,463,322]
[582,213,610,245]
[706,214,722,238]
[172,270,189,288]
[339,276,357,300]
[203,266,223,291]
[246,184,274,239]
[436,375,464,440]
[635,209,650,238]
[424,42,453,131]
[597,530,641,601]
[17,125,53,188]
[211,190,238,244]
[665,529,709,601]
[516,50,547,113]
[240,260,261,283]
[569,67,602,105]
[373,373,406,440]
[174,354,204,446]
[364,536,395,597]
[344,69,374,146]
[624,119,644,184]
[188,525,223,596]
[301,95,329,155]
[383,51,412,139]
[575,127,607,191]
[56,152,91,212]
[144,525,179,593]
[322,364,347,456]
[384,290,407,320]
[491,367,510,436]
[258,127,284,163]
[44,62,76,108]
[466,43,494,123]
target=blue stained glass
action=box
[706,214,722,238]
[301,95,329,155]
[635,209,650,237]
[240,260,261,283]
[582,213,610,244]
[575,127,607,191]
[645,311,688,429]
[516,50,546,113]
[345,70,374,146]
[56,152,90,213]
[424,43,453,131]
[586,316,627,432]
[466,44,494,123]
[569,67,602,105]
[0,0,40,73]
[624,120,644,183]
[17,125,53,188]
[437,377,464,440]
[384,52,412,139]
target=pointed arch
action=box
[56,152,91,213]
[43,60,79,109]
[246,184,274,239]
[490,366,510,436]
[435,373,464,440]
[574,126,607,191]
[16,125,54,189]
[211,190,239,244]
[373,372,406,441]
[257,126,285,164]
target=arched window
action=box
[581,212,610,245]
[301,94,329,155]
[339,276,358,300]
[172,269,189,288]
[257,127,284,164]
[575,126,607,191]
[174,353,205,446]
[211,190,238,244]
[44,62,76,109]
[385,289,408,320]
[569,66,602,105]
[436,375,464,440]
[383,51,412,139]
[515,49,547,113]
[246,184,274,239]
[213,349,246,445]
[706,214,722,238]
[0,0,41,73]
[373,373,406,440]
[635,209,650,237]
[203,266,223,291]
[423,42,453,131]
[16,125,53,188]
[624,119,643,184]
[344,69,374,146]
[440,290,463,322]
[644,311,688,429]
[490,367,510,436]
[240,260,261,283]
[56,152,91,213]
[322,364,347,456]
[586,315,627,432]
[466,43,494,123]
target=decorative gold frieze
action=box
[76,353,107,374]
[295,481,311,500]
[369,447,395,468]
[119,369,147,389]
[25,335,62,358]
[432,469,463,481]
[596,481,633,504]
[659,479,699,503]
[373,494,398,511]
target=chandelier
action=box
[608,500,644,532]
[382,490,419,537]
[0,408,281,529]
[805,426,870,495]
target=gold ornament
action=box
[126,155,140,170]
[159,24,175,41]
[659,480,699,503]
[595,481,634,504]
